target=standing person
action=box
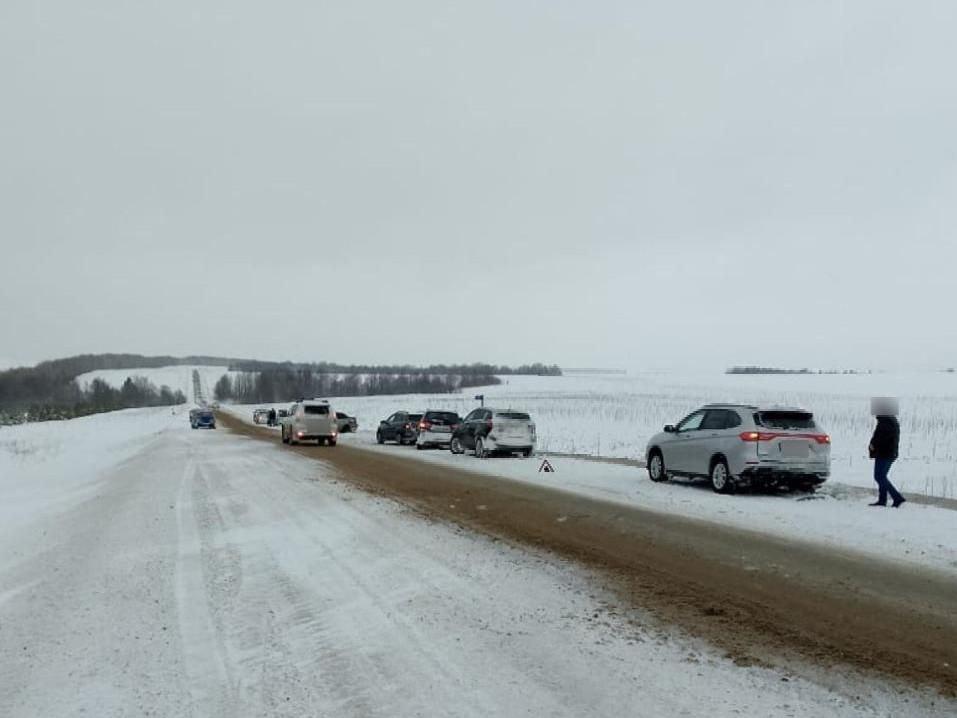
[868,401,905,508]
[267,407,277,427]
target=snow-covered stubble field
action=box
[319,372,957,499]
[79,367,957,498]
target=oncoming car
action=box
[280,399,338,446]
[644,404,831,494]
[190,408,216,429]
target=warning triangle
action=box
[538,458,555,473]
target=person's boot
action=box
[892,497,907,508]
[868,501,887,507]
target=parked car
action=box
[191,409,216,429]
[415,410,462,449]
[376,411,423,445]
[253,408,269,424]
[280,399,338,446]
[644,404,831,494]
[450,408,535,457]
[335,411,358,433]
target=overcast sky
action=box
[2,1,956,371]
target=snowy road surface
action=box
[1,410,954,716]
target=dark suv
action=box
[376,411,423,445]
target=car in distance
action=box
[280,399,339,446]
[415,410,462,449]
[644,404,831,494]
[335,411,358,433]
[376,411,423,445]
[191,408,216,429]
[253,408,269,425]
[450,408,536,458]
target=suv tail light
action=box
[419,420,431,431]
[739,431,831,444]
[486,419,494,432]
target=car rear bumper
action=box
[738,465,829,486]
[485,438,535,453]
[417,430,453,445]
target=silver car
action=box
[644,404,830,493]
[281,399,339,446]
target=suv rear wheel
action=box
[648,450,667,482]
[710,458,733,494]
[475,437,488,459]
[450,437,464,454]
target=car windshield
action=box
[304,405,330,415]
[496,412,530,421]
[755,411,816,430]
[425,411,459,424]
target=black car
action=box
[376,411,423,445]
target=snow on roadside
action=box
[0,407,184,554]
[223,404,957,576]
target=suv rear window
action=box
[304,405,330,415]
[496,412,530,420]
[755,411,816,430]
[425,411,460,424]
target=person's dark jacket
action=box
[869,415,900,460]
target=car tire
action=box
[475,437,487,459]
[376,431,384,445]
[416,443,424,450]
[329,438,337,447]
[450,437,464,455]
[522,448,533,457]
[710,458,734,494]
[281,428,289,444]
[647,450,668,482]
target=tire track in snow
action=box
[174,458,238,716]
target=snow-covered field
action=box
[6,400,948,715]
[240,371,957,498]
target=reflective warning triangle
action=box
[538,458,555,473]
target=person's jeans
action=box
[873,457,903,505]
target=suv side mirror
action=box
[664,424,676,433]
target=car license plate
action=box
[433,426,450,433]
[780,441,808,458]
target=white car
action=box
[644,404,831,493]
[280,399,339,446]
[450,408,536,458]
[415,410,462,449]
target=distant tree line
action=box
[226,360,562,377]
[214,370,500,404]
[0,375,185,426]
[0,353,561,425]
[726,366,869,375]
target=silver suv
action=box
[645,404,830,493]
[281,399,339,446]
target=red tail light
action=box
[419,421,431,431]
[486,419,494,431]
[740,431,831,444]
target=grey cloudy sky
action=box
[3,1,956,371]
